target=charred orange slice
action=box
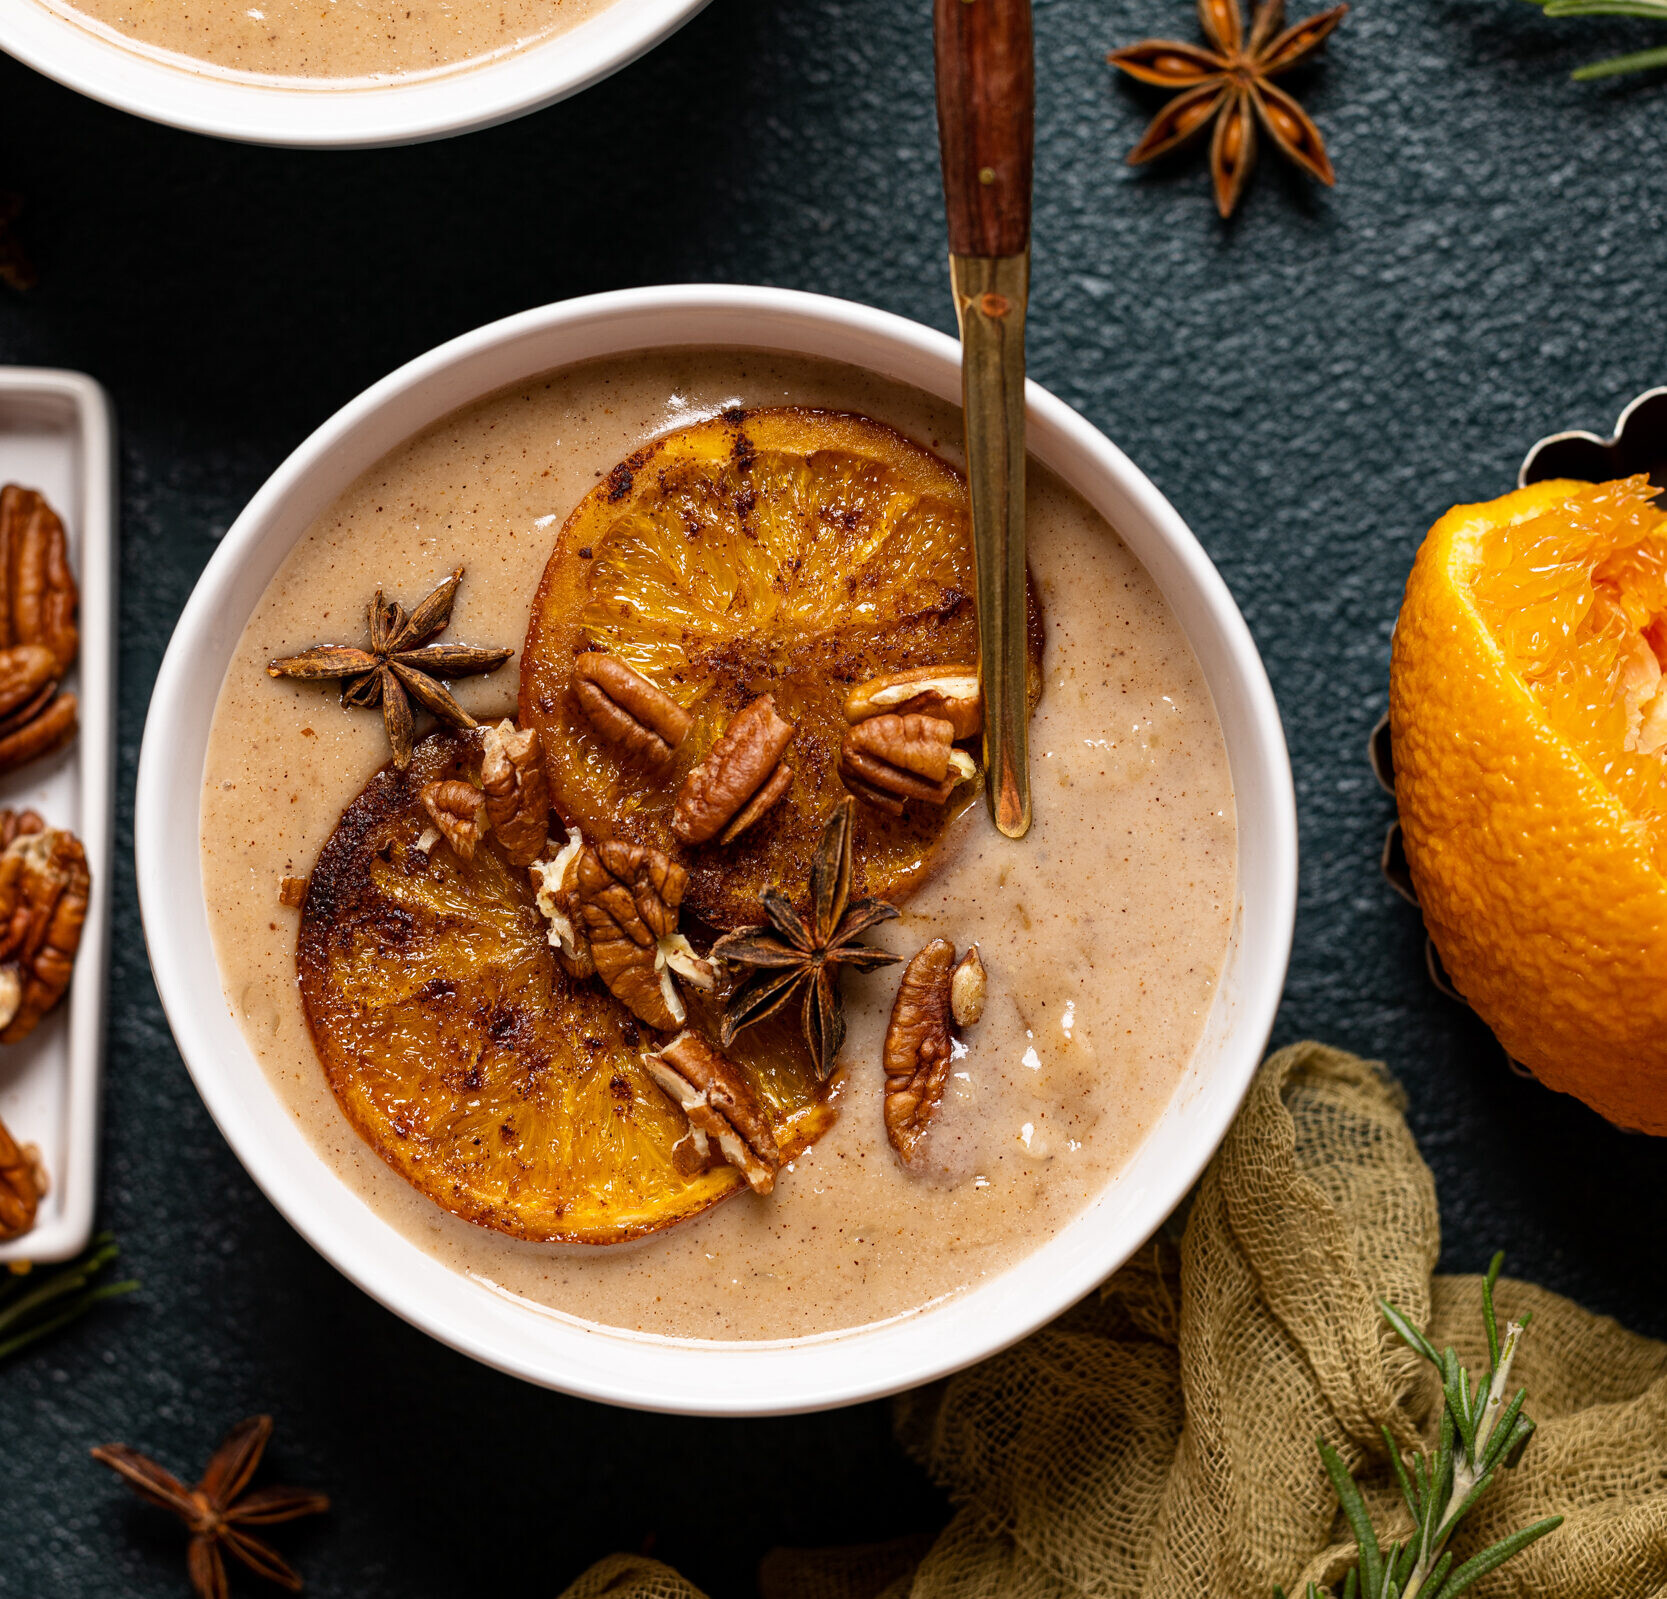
[297,731,832,1243]
[519,408,1044,929]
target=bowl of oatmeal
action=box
[0,0,710,146]
[135,284,1296,1413]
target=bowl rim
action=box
[0,0,712,147]
[135,284,1297,1415]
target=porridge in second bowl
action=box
[37,0,609,82]
[199,348,1237,1340]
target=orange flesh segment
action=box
[1465,475,1667,875]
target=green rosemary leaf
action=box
[1384,1428,1419,1522]
[0,1234,135,1364]
[1342,1568,1359,1599]
[1320,1440,1383,1597]
[0,1250,118,1330]
[1481,1253,1503,1370]
[1444,1355,1480,1458]
[1481,1391,1528,1471]
[0,1304,93,1362]
[1573,43,1667,74]
[1379,1299,1440,1367]
[1520,0,1667,77]
[1502,1415,1537,1470]
[1434,1410,1456,1509]
[1392,1537,1419,1588]
[0,1236,118,1316]
[1540,0,1667,17]
[0,1280,136,1361]
[1420,1549,1454,1599]
[1432,1517,1563,1599]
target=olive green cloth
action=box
[557,1044,1667,1599]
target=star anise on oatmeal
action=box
[267,567,511,768]
[710,797,901,1079]
[1108,0,1347,218]
[92,1415,328,1599]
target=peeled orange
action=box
[298,732,833,1242]
[1390,476,1667,1131]
[519,407,1044,929]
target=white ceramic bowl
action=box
[135,285,1297,1415]
[0,0,709,147]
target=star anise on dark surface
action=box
[92,1415,329,1599]
[267,566,511,768]
[0,192,39,292]
[711,797,901,1079]
[1109,0,1347,218]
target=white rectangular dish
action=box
[0,368,115,1264]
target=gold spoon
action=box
[934,0,1035,838]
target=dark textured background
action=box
[3,0,1667,1590]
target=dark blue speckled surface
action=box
[2,0,1666,1590]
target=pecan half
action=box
[0,644,58,729]
[883,938,957,1165]
[0,485,79,672]
[0,1112,46,1240]
[419,780,487,861]
[0,966,18,1041]
[530,826,594,978]
[0,821,90,1044]
[717,762,793,846]
[573,839,713,1030]
[479,720,550,866]
[672,695,795,845]
[646,1031,780,1193]
[572,653,692,767]
[845,665,982,740]
[839,713,976,816]
[0,688,76,777]
[0,807,44,850]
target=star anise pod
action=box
[1109,0,1347,218]
[92,1415,328,1598]
[711,797,901,1079]
[267,566,511,768]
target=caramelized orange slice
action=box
[519,408,1044,929]
[297,732,832,1243]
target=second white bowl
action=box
[0,0,710,146]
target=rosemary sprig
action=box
[1278,1254,1562,1599]
[1521,0,1667,78]
[0,1233,137,1362]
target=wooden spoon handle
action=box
[933,0,1035,259]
